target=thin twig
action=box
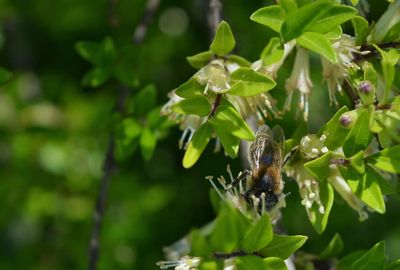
[88,87,128,270]
[133,0,161,44]
[208,0,222,37]
[353,41,400,62]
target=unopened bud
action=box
[357,80,375,105]
[339,110,359,129]
[358,81,372,94]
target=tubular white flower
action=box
[157,256,201,270]
[195,59,230,94]
[285,47,313,120]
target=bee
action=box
[226,125,288,213]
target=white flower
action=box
[322,34,360,105]
[300,134,328,159]
[195,59,230,94]
[285,47,313,120]
[157,256,201,270]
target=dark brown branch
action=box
[208,0,222,37]
[88,86,128,270]
[133,0,161,44]
[342,79,359,109]
[353,41,400,62]
[214,251,264,259]
[209,93,222,118]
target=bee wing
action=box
[249,125,273,168]
[272,125,285,159]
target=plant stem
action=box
[133,0,161,44]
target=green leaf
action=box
[351,0,359,5]
[352,241,387,270]
[190,229,212,258]
[199,261,218,270]
[236,256,268,270]
[264,257,288,270]
[210,21,236,56]
[182,123,212,168]
[113,61,139,87]
[365,145,400,174]
[250,5,286,33]
[229,67,276,97]
[175,77,204,99]
[259,234,307,259]
[212,125,240,158]
[337,250,367,270]
[100,36,117,64]
[134,84,157,116]
[319,106,349,150]
[349,151,365,175]
[366,165,397,195]
[82,67,111,87]
[172,96,211,117]
[140,127,157,160]
[186,50,214,69]
[210,205,241,252]
[0,67,12,86]
[280,0,298,14]
[324,25,342,40]
[296,32,338,63]
[385,259,400,270]
[351,16,369,45]
[121,118,142,139]
[307,181,334,234]
[227,55,252,67]
[319,233,343,259]
[240,214,273,252]
[213,105,255,141]
[374,46,400,104]
[281,1,356,42]
[75,41,101,64]
[343,109,372,157]
[383,21,400,43]
[261,37,284,66]
[304,151,332,182]
[361,167,386,213]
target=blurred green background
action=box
[0,0,399,269]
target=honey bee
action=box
[226,125,288,213]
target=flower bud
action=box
[356,80,375,105]
[339,110,359,129]
[300,134,328,159]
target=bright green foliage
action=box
[320,233,344,259]
[210,21,236,56]
[351,16,369,45]
[297,32,337,62]
[259,234,307,259]
[365,145,400,174]
[250,5,286,32]
[183,123,212,168]
[308,181,334,234]
[260,37,284,66]
[172,96,211,116]
[187,51,214,69]
[304,151,332,181]
[240,214,273,252]
[319,106,349,150]
[352,241,387,270]
[229,67,276,96]
[343,109,372,157]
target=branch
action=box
[208,0,222,37]
[133,0,161,44]
[88,87,128,270]
[353,41,400,62]
[342,79,359,109]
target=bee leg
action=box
[283,146,299,166]
[224,169,251,190]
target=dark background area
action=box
[0,0,399,269]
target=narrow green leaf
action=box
[297,32,338,63]
[75,41,101,64]
[0,67,12,86]
[319,233,344,259]
[210,21,236,56]
[175,77,204,99]
[212,125,240,158]
[134,84,157,116]
[308,5,357,34]
[319,106,349,150]
[210,205,241,252]
[240,214,273,252]
[172,96,211,117]
[213,105,255,141]
[259,234,307,259]
[304,151,332,182]
[343,109,372,157]
[229,67,276,97]
[352,241,387,270]
[250,5,286,33]
[351,16,369,45]
[337,250,367,270]
[261,37,284,66]
[280,0,298,14]
[82,67,111,87]
[182,123,212,168]
[263,257,288,270]
[307,181,334,234]
[365,145,400,174]
[186,50,214,69]
[140,127,157,160]
[100,36,117,64]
